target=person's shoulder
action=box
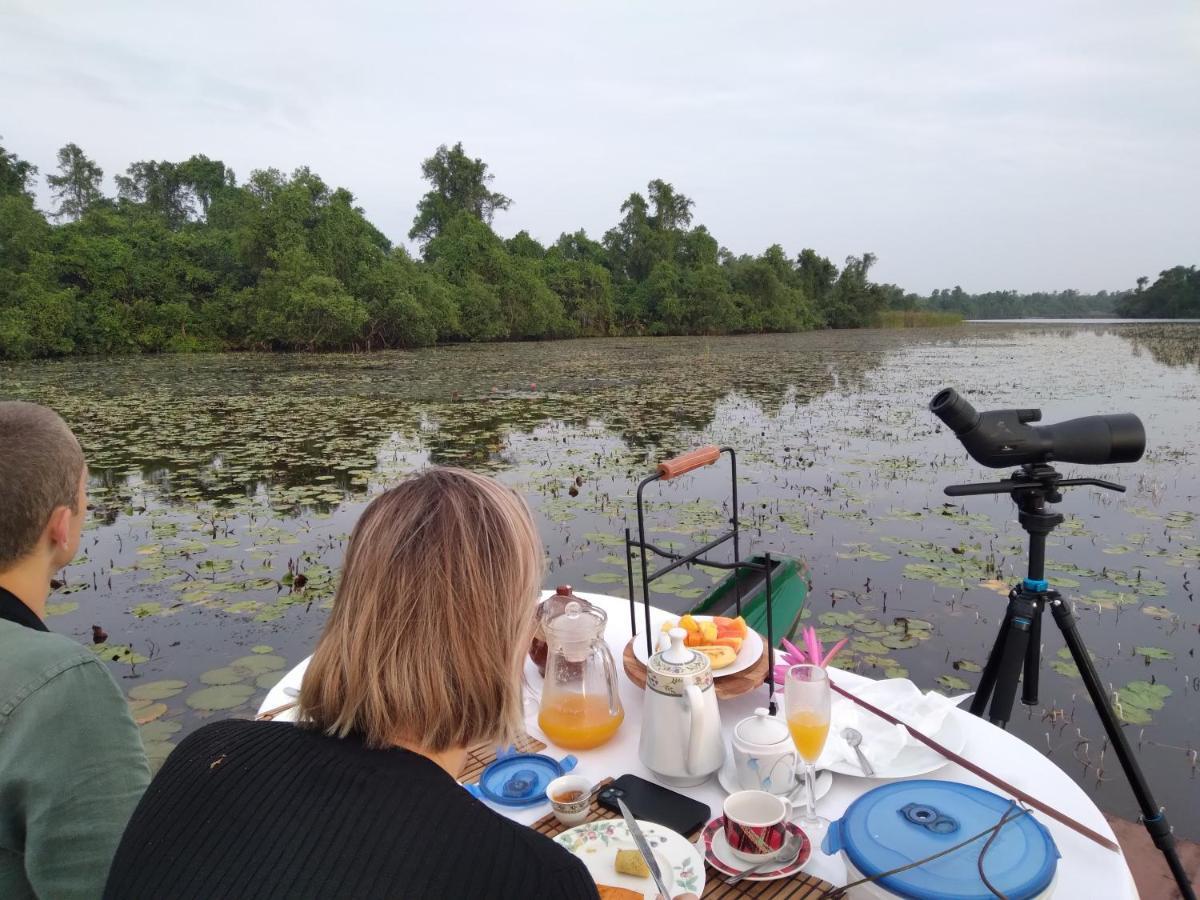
[0,624,113,718]
[0,621,97,671]
[470,796,594,881]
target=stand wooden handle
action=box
[657,445,721,480]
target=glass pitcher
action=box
[537,600,624,750]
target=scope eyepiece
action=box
[929,388,1145,468]
[929,388,979,435]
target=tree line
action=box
[0,138,916,359]
[2,137,1193,360]
[918,275,1199,320]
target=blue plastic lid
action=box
[466,748,577,808]
[823,780,1059,900]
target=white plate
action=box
[717,752,833,802]
[632,615,765,678]
[823,711,967,779]
[554,818,705,899]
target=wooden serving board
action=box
[624,638,770,700]
[532,777,834,898]
[456,732,548,784]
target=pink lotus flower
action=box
[772,625,847,686]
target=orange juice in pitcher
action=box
[538,600,624,750]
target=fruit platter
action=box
[630,614,763,677]
[623,613,768,700]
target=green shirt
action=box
[0,602,150,900]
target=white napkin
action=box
[817,678,972,772]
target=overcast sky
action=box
[2,0,1197,293]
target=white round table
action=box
[259,591,1137,896]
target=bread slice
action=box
[614,848,651,878]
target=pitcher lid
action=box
[735,708,791,747]
[544,599,607,643]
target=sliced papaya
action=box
[713,635,744,653]
[693,644,737,669]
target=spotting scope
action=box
[929,388,1145,469]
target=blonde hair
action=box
[299,467,543,751]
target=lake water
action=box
[2,321,1197,835]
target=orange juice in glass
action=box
[785,664,831,843]
[787,709,831,763]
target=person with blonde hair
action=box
[0,402,150,900]
[104,468,598,899]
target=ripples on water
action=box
[2,322,1197,833]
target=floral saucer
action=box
[555,818,705,899]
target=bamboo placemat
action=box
[530,778,834,899]
[456,733,548,784]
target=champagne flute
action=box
[785,663,832,841]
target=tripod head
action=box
[945,463,1126,583]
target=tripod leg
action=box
[1022,601,1042,707]
[985,612,1030,729]
[970,603,1013,717]
[1050,597,1197,900]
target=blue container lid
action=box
[823,780,1059,900]
[466,748,577,808]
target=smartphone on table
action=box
[596,774,710,838]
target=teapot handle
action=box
[684,683,711,776]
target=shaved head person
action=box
[0,402,149,900]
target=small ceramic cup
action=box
[547,774,592,827]
[722,790,793,862]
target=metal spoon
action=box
[725,832,804,885]
[842,727,875,776]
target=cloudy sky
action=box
[2,0,1197,293]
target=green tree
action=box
[1117,266,1200,318]
[0,140,38,199]
[46,143,105,221]
[247,246,368,350]
[409,142,511,247]
[177,154,236,218]
[115,160,193,227]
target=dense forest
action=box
[919,276,1199,320]
[2,138,1194,360]
[0,138,918,359]
[921,287,1121,318]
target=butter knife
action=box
[617,798,672,900]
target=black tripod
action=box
[948,463,1196,900]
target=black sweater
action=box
[104,718,599,899]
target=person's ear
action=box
[45,505,74,553]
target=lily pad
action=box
[936,674,972,692]
[583,571,624,584]
[129,680,187,701]
[186,683,255,711]
[231,654,286,674]
[1134,646,1174,661]
[200,666,248,686]
[44,601,79,617]
[1119,681,1172,711]
[251,645,275,654]
[132,702,169,724]
[139,719,182,743]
